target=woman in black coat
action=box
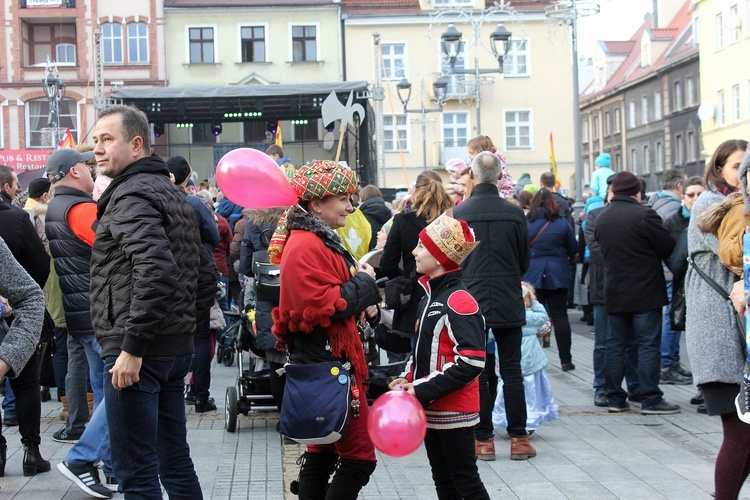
[380,172,453,336]
[358,185,393,251]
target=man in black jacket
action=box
[90,105,211,497]
[594,171,679,415]
[454,151,534,461]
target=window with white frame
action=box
[382,43,407,80]
[102,23,123,64]
[688,131,697,161]
[442,113,469,148]
[240,26,266,62]
[674,81,683,111]
[614,107,621,133]
[615,153,621,168]
[505,39,529,77]
[654,92,662,120]
[504,110,532,149]
[630,148,638,171]
[383,115,408,152]
[292,25,317,62]
[732,84,741,123]
[686,77,695,107]
[730,4,740,43]
[594,116,599,140]
[56,44,76,65]
[26,98,78,148]
[582,119,589,144]
[716,12,724,50]
[643,145,651,174]
[656,141,664,171]
[432,0,471,6]
[189,27,215,63]
[128,22,148,63]
[628,101,636,128]
[675,134,684,165]
[693,15,699,46]
[641,96,649,124]
[717,89,726,126]
[604,111,611,136]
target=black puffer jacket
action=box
[46,186,96,336]
[359,197,392,250]
[0,201,49,288]
[583,204,607,305]
[453,183,529,329]
[90,155,215,358]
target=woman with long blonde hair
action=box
[381,171,454,336]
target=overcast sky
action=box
[576,0,654,57]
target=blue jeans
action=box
[104,354,202,499]
[52,327,68,399]
[2,379,15,418]
[67,338,111,475]
[660,281,681,368]
[593,305,640,397]
[606,310,663,408]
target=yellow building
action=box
[343,0,575,191]
[692,0,750,154]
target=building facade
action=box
[692,0,750,154]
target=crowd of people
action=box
[0,103,748,499]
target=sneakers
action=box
[56,461,113,499]
[674,363,693,378]
[659,366,692,385]
[641,400,681,415]
[52,428,83,444]
[104,475,119,492]
[561,363,576,372]
[475,437,496,461]
[594,393,608,407]
[195,398,217,413]
[735,368,750,424]
[510,435,536,461]
[2,416,17,427]
[608,401,629,413]
[690,391,705,405]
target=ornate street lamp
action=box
[396,77,448,170]
[43,65,66,148]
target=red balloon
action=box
[215,148,297,208]
[368,390,427,457]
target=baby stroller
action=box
[215,311,241,367]
[224,305,278,433]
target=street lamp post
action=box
[396,76,449,170]
[430,2,518,135]
[42,64,66,148]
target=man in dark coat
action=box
[594,171,679,415]
[454,151,534,462]
[90,105,213,497]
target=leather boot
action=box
[0,435,6,477]
[22,441,51,476]
[87,392,95,418]
[294,452,338,500]
[510,435,537,461]
[475,437,496,461]
[325,458,376,500]
[59,395,68,421]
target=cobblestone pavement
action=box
[2,310,747,499]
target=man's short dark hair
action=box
[540,172,556,188]
[0,165,14,190]
[683,175,705,193]
[661,169,686,191]
[98,105,151,152]
[266,145,284,157]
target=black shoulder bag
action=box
[253,229,280,304]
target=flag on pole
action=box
[275,120,283,147]
[549,132,560,191]
[58,128,76,149]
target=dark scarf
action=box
[715,181,740,197]
[96,154,170,219]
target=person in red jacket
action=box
[390,210,489,500]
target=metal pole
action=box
[421,78,428,170]
[474,22,482,135]
[571,0,583,203]
[373,33,386,187]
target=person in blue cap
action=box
[590,153,615,200]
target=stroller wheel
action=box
[222,349,235,367]
[225,386,238,432]
[216,345,224,362]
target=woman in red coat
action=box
[269,160,380,499]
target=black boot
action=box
[22,441,50,476]
[325,458,376,500]
[294,452,338,500]
[0,435,6,477]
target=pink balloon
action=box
[368,390,427,457]
[215,148,297,208]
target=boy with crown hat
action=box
[389,210,490,499]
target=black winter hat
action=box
[28,177,51,199]
[611,171,640,196]
[166,156,191,185]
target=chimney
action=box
[652,0,659,27]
